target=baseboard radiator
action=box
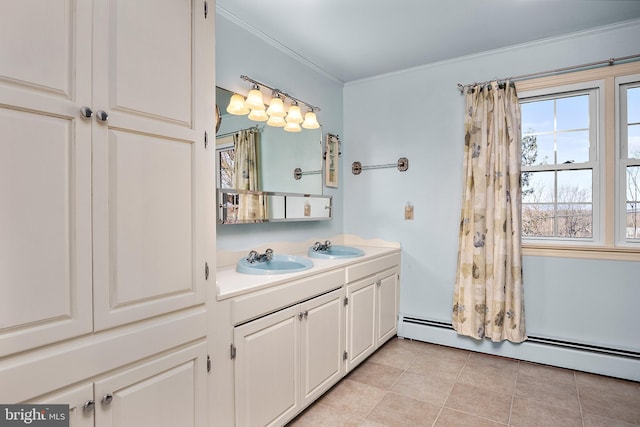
[399,316,640,381]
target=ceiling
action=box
[216,0,640,83]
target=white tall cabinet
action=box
[0,0,215,425]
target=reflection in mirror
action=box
[216,87,323,195]
[218,190,331,224]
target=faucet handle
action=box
[247,250,258,263]
[313,242,321,251]
[265,248,274,261]
[324,240,332,248]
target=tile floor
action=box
[288,337,640,427]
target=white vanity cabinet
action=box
[31,342,207,427]
[233,288,344,427]
[345,254,400,372]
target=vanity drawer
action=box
[231,269,345,325]
[345,253,400,283]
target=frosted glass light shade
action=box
[266,97,286,117]
[286,104,303,124]
[226,94,249,115]
[248,109,268,121]
[284,122,301,132]
[302,111,320,129]
[245,89,265,110]
[267,115,286,127]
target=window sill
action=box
[522,244,640,261]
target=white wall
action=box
[343,21,640,360]
[215,13,345,249]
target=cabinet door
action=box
[94,342,207,427]
[0,0,93,356]
[300,288,344,406]
[377,269,399,346]
[91,0,207,330]
[31,383,94,427]
[345,279,376,372]
[234,305,300,427]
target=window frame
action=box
[515,61,640,261]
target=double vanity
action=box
[212,237,401,426]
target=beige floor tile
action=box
[575,371,640,395]
[348,361,404,391]
[319,379,386,419]
[515,372,580,411]
[510,396,583,427]
[434,408,507,427]
[578,382,640,424]
[288,403,364,427]
[457,361,518,395]
[518,361,575,385]
[468,352,519,373]
[582,412,639,427]
[366,392,441,427]
[390,370,456,406]
[408,349,468,381]
[368,338,425,370]
[444,383,512,424]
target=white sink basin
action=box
[307,245,365,259]
[236,254,314,275]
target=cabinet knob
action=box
[80,107,93,119]
[82,400,95,412]
[101,393,113,406]
[96,110,109,122]
[298,312,304,320]
[303,310,308,318]
[376,280,382,286]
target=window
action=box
[520,88,599,241]
[618,77,640,244]
[515,62,640,259]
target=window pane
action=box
[522,204,554,237]
[557,130,590,164]
[521,99,554,134]
[557,94,589,130]
[557,170,592,203]
[628,86,640,124]
[219,149,234,188]
[522,171,554,203]
[626,201,640,239]
[628,124,640,159]
[557,203,592,238]
[523,133,554,166]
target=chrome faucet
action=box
[246,248,274,263]
[312,240,332,252]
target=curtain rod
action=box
[216,125,262,139]
[241,75,321,111]
[457,53,640,93]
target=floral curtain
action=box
[233,129,266,221]
[452,81,527,343]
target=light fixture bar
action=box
[240,75,321,112]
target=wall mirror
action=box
[216,86,329,223]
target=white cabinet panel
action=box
[234,305,300,427]
[377,270,399,346]
[0,0,75,96]
[31,384,94,427]
[0,105,92,357]
[94,343,206,427]
[345,279,376,371]
[300,289,344,406]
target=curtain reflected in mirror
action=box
[233,128,266,221]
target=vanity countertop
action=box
[216,245,400,300]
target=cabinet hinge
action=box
[205,262,209,280]
[343,351,348,361]
[230,344,236,360]
[207,354,211,372]
[204,131,209,148]
[343,296,348,306]
[204,1,209,19]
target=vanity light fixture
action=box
[244,84,265,110]
[226,93,250,115]
[226,75,321,131]
[302,108,320,129]
[285,101,303,124]
[266,92,286,117]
